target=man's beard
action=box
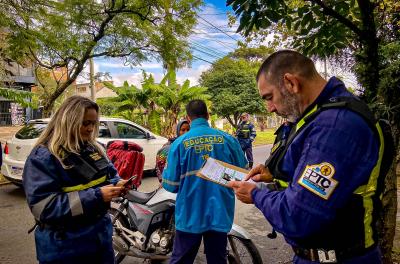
[278,88,301,121]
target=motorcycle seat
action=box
[125,190,157,204]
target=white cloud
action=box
[111,64,210,88]
[139,63,163,69]
[176,64,211,86]
[97,62,129,68]
[112,71,166,87]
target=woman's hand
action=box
[115,179,128,187]
[100,185,125,202]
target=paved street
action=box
[0,145,293,264]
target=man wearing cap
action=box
[235,113,257,168]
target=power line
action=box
[191,46,224,60]
[192,55,214,64]
[191,34,236,51]
[191,42,227,57]
[196,20,239,35]
[196,14,239,42]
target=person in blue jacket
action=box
[228,50,384,263]
[235,113,257,168]
[162,99,247,264]
[155,120,190,182]
[23,96,127,264]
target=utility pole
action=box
[89,57,95,100]
[323,57,328,80]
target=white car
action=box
[1,117,168,185]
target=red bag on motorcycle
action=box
[106,140,145,188]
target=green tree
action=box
[154,70,210,136]
[227,0,399,261]
[99,77,155,127]
[0,33,37,108]
[152,0,202,71]
[200,56,266,128]
[1,0,202,115]
[98,70,209,137]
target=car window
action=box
[98,122,111,138]
[114,122,147,139]
[15,123,47,139]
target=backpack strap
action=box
[318,96,377,130]
[269,96,387,185]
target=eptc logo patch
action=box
[298,162,338,200]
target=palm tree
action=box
[154,70,210,136]
[102,72,159,128]
[100,70,210,137]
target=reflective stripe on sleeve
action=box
[31,193,57,220]
[67,191,84,217]
[180,170,199,179]
[61,175,107,193]
[162,178,180,186]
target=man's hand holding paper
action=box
[245,164,273,182]
[196,157,248,186]
[228,164,273,204]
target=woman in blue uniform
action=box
[23,96,127,264]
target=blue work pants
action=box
[170,230,227,264]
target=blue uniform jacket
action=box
[252,77,381,263]
[236,121,256,149]
[23,145,120,263]
[162,118,247,234]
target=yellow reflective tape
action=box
[296,105,318,131]
[275,179,289,188]
[353,123,384,248]
[271,141,282,154]
[353,184,366,195]
[62,176,107,193]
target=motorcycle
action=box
[110,187,263,264]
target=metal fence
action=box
[0,113,12,126]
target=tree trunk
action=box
[42,100,55,117]
[379,162,398,264]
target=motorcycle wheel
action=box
[227,235,263,264]
[109,208,130,264]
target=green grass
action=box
[253,129,276,146]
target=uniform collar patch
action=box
[298,162,338,200]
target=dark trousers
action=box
[243,146,253,164]
[170,230,227,264]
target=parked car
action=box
[1,117,168,185]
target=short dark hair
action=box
[256,50,318,87]
[186,99,208,120]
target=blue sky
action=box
[79,1,242,87]
[78,0,359,89]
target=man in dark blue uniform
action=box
[236,113,257,169]
[228,50,384,263]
